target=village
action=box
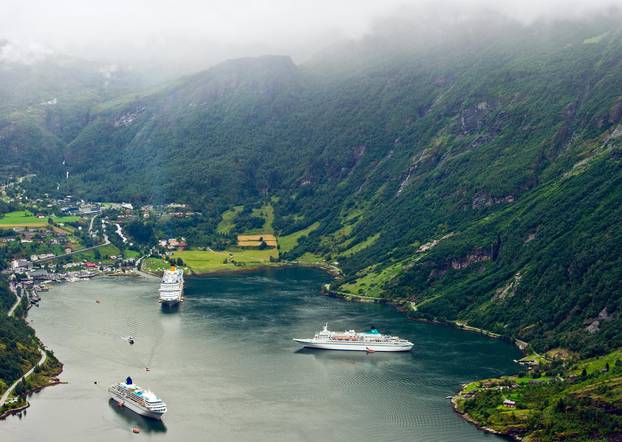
[0,176,202,309]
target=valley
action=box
[0,6,621,440]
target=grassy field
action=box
[216,205,243,234]
[123,249,142,259]
[249,204,274,234]
[173,249,278,273]
[293,252,324,264]
[172,248,279,274]
[279,222,320,253]
[340,261,404,297]
[340,233,380,257]
[142,257,170,273]
[72,244,121,261]
[0,210,80,229]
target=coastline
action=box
[0,352,65,421]
[450,395,522,441]
[322,286,530,441]
[140,259,342,278]
[13,262,521,438]
[0,377,66,421]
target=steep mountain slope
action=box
[58,14,622,355]
[0,40,142,178]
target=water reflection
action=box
[160,303,180,314]
[2,268,520,442]
[107,399,168,433]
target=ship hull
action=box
[109,391,165,420]
[293,339,413,352]
[159,296,181,306]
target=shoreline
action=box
[13,263,522,438]
[323,288,527,352]
[450,395,522,441]
[323,286,530,441]
[140,259,342,278]
[0,378,67,421]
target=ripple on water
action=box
[8,268,518,442]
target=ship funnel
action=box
[126,376,133,385]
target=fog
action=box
[0,0,620,75]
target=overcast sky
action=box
[0,0,620,71]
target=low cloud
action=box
[0,0,619,73]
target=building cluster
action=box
[140,203,198,220]
[158,238,188,250]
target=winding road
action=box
[38,217,110,263]
[0,349,46,408]
[1,284,48,408]
[6,284,21,317]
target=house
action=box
[11,259,32,271]
[160,238,187,250]
[32,269,51,281]
[503,399,516,408]
[61,206,80,214]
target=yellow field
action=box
[237,234,278,247]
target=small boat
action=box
[122,336,135,345]
[366,347,376,353]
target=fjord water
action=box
[3,267,519,441]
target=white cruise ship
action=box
[293,324,414,352]
[159,265,184,305]
[108,377,167,419]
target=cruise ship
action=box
[293,324,414,352]
[159,265,184,305]
[108,377,167,419]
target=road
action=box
[7,283,21,317]
[2,284,49,408]
[88,214,97,235]
[0,348,47,408]
[37,230,110,263]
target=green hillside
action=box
[1,11,622,439]
[48,16,622,358]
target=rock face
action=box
[471,192,515,209]
[450,250,492,270]
[585,307,614,334]
[492,272,522,302]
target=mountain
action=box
[7,14,622,358]
[0,40,143,178]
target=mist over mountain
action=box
[2,7,617,354]
[2,3,622,438]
